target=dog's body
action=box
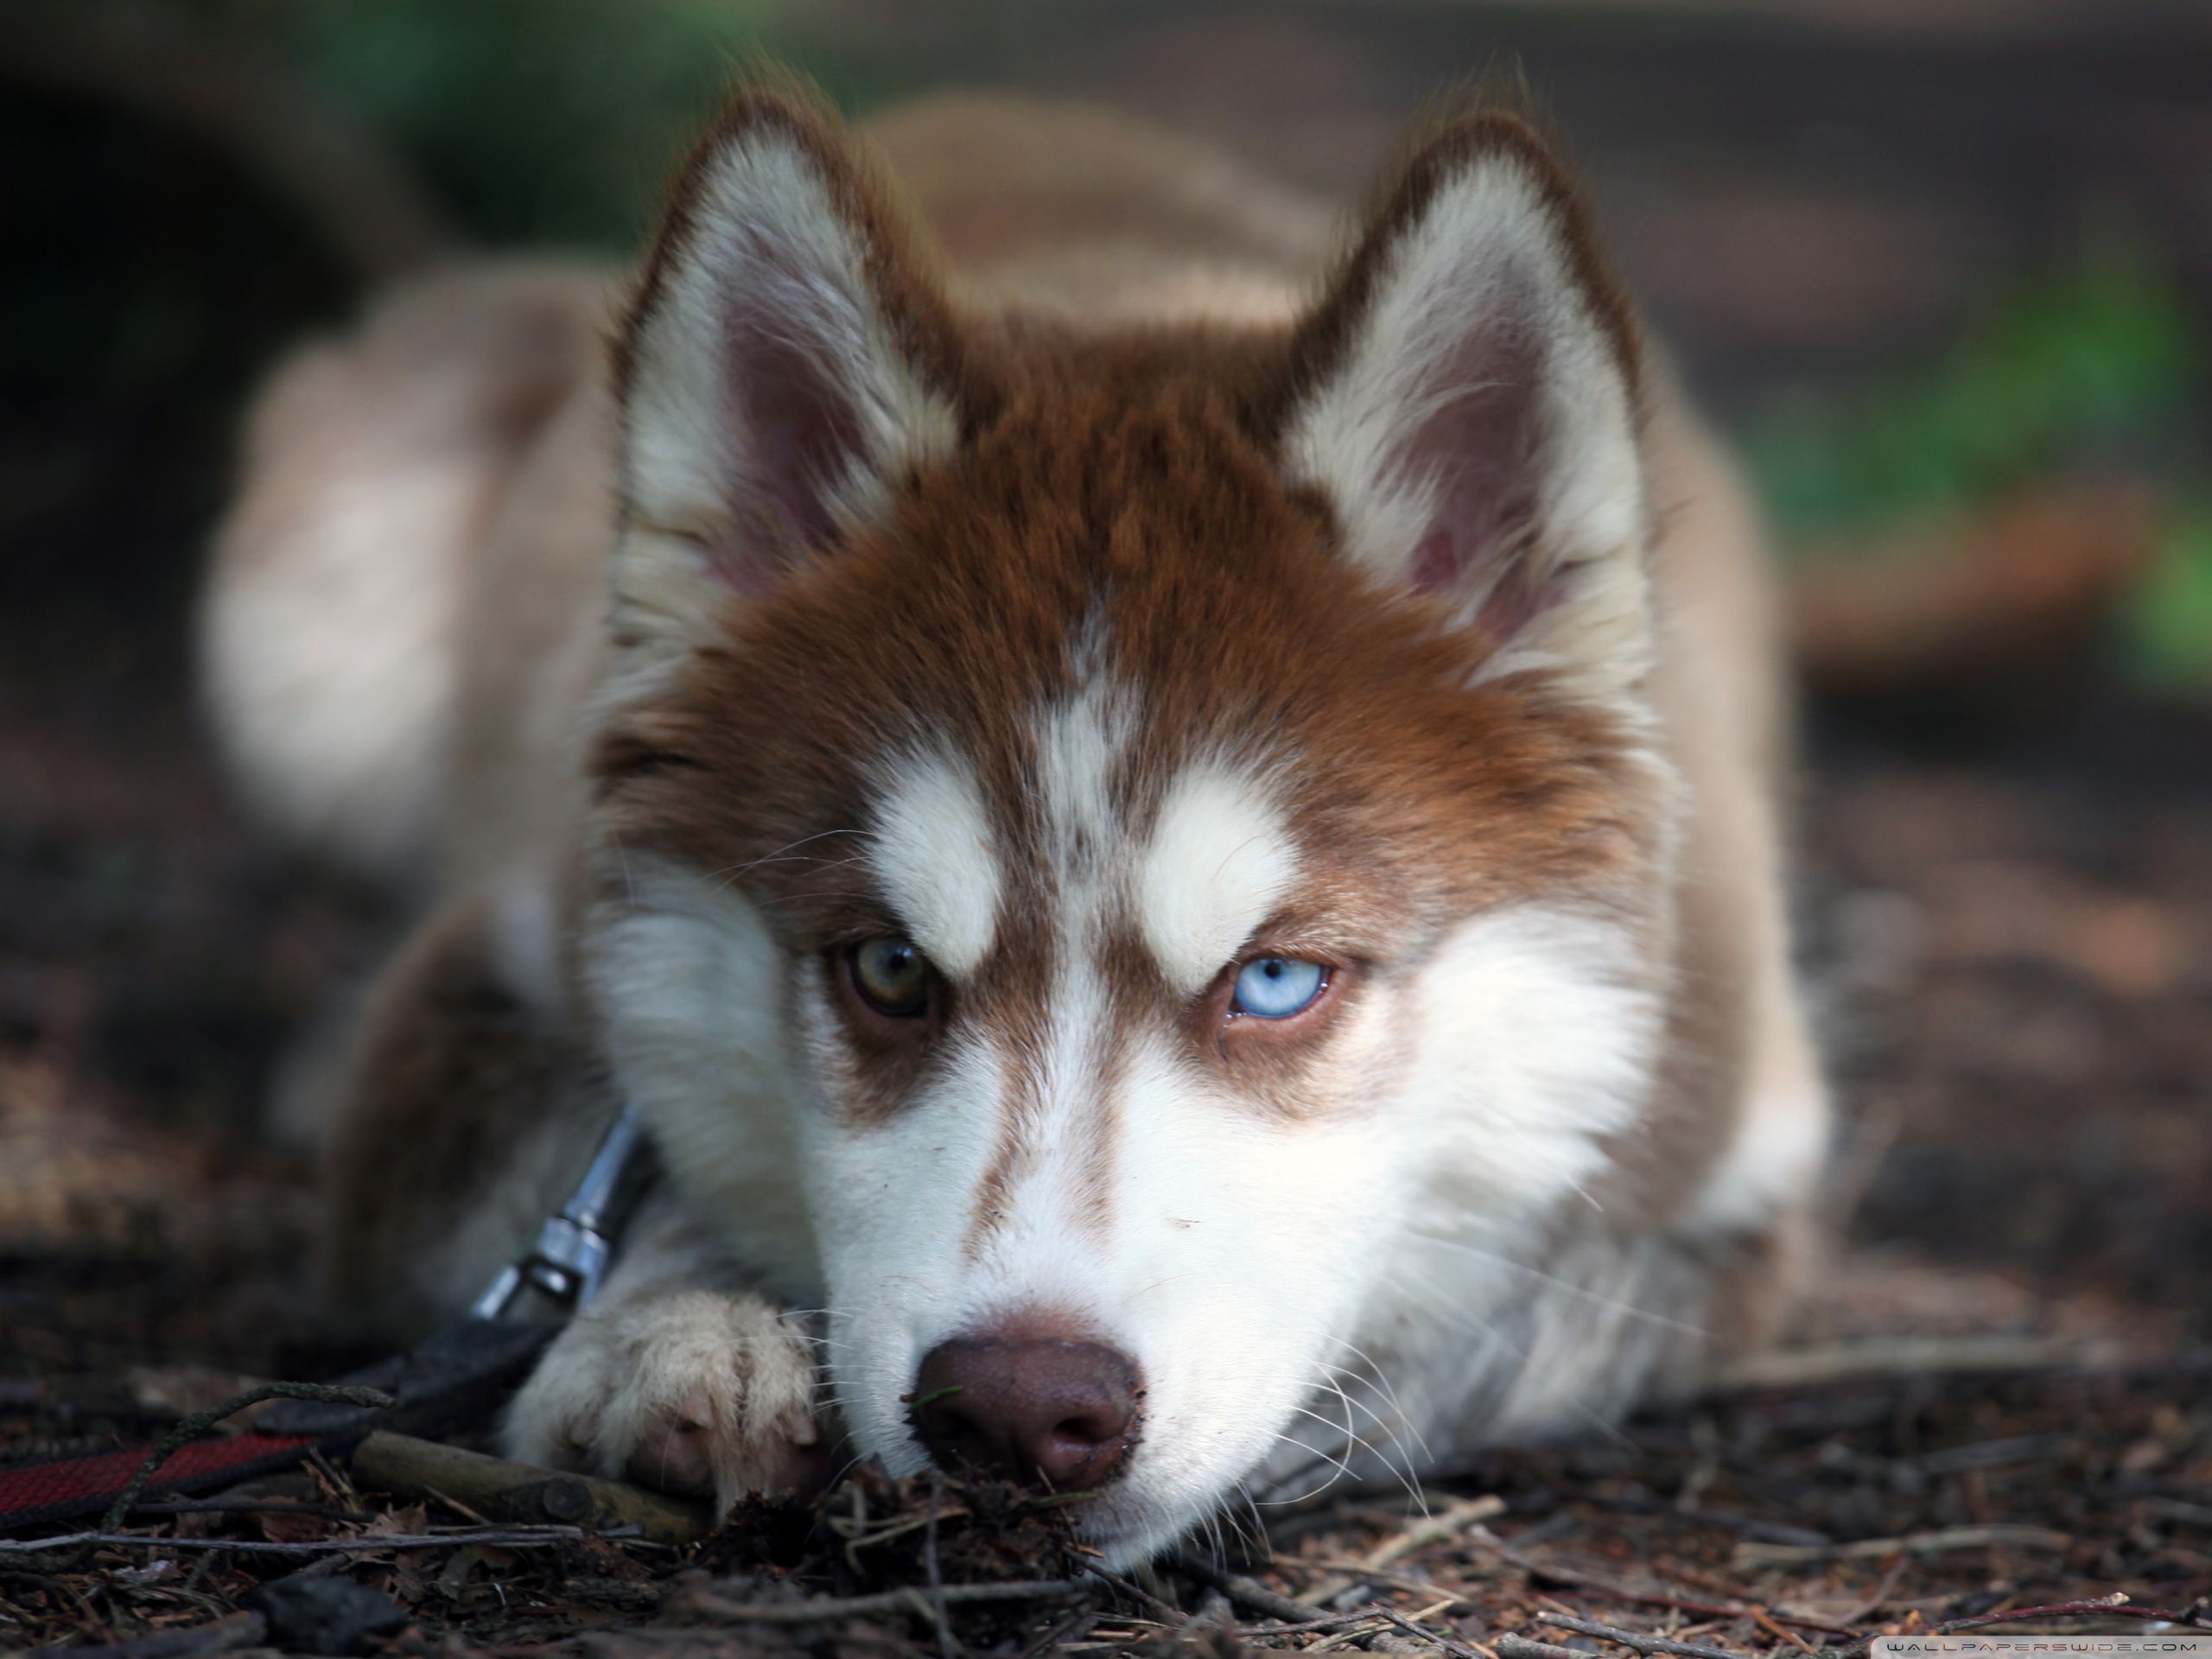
[204,91,1826,1561]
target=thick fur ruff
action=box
[204,86,1827,1565]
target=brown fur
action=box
[321,896,603,1328]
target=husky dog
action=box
[203,84,1826,1562]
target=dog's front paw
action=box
[502,1289,823,1511]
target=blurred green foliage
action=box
[1747,255,2212,693]
[1749,257,2199,547]
[2116,509,2212,697]
[226,0,790,248]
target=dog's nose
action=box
[909,1335,1142,1489]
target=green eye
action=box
[850,938,931,1017]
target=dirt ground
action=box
[3,1,2210,1653]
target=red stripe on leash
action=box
[0,1433,315,1531]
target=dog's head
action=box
[586,86,1675,1559]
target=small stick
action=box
[1935,1594,2133,1633]
[1538,1611,1753,1659]
[1241,1614,1396,1637]
[1089,1567,1188,1626]
[1018,1603,1101,1659]
[1757,1611,1818,1655]
[1734,1525,2070,1569]
[1300,1558,1476,1607]
[1707,1335,2109,1392]
[423,1484,493,1527]
[1308,1624,1386,1655]
[684,1579,1089,1624]
[925,1471,959,1659]
[1303,1494,1507,1607]
[1497,1636,1583,1659]
[1173,1548,1329,1623]
[1465,1529,1856,1636]
[98,1382,396,1535]
[1380,1605,1490,1659]
[3,1528,588,1557]
[305,1446,359,1504]
[116,1498,376,1523]
[351,1430,710,1545]
[1827,1558,1910,1630]
[1361,1495,1506,1573]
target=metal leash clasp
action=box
[471,1101,644,1320]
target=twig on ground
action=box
[1465,1527,1857,1635]
[924,1471,959,1659]
[1734,1525,2070,1568]
[1756,1610,1819,1654]
[1380,1604,1490,1659]
[1363,1496,1508,1572]
[1309,1629,1378,1653]
[1649,1592,1856,1638]
[120,1498,376,1523]
[1301,1493,1507,1607]
[1707,1337,2126,1394]
[97,1382,395,1536]
[423,1484,493,1526]
[1089,1567,1187,1627]
[305,1446,359,1505]
[5,1527,587,1557]
[350,1430,712,1545]
[1497,1635,1583,1659]
[1017,1602,1100,1659]
[1173,1548,1329,1624]
[1536,1610,1755,1659]
[683,1580,1089,1625]
[1933,1594,2212,1633]
[1240,1613,1396,1638]
[1827,1558,1911,1629]
[1300,1558,1471,1606]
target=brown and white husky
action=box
[203,81,1827,1562]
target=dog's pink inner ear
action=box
[1391,292,1552,636]
[720,289,868,594]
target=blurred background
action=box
[0,0,2209,1382]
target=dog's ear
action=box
[609,86,963,688]
[1283,115,1650,698]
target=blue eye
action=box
[1230,957,1327,1019]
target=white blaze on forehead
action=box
[1036,657,1135,870]
[1140,762,1300,998]
[866,747,1002,977]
